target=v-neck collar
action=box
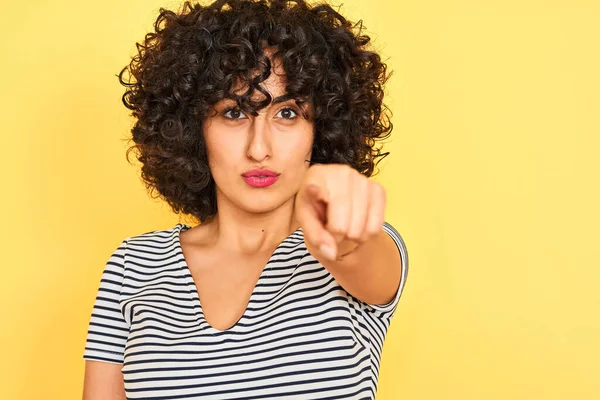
[173,223,304,335]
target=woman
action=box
[82,0,408,398]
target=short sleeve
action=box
[83,238,130,364]
[361,221,408,319]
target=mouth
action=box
[241,169,280,178]
[241,174,279,188]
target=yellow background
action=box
[1,0,598,398]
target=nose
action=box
[246,114,272,163]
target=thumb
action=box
[306,182,329,204]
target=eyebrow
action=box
[220,93,300,106]
[271,94,294,104]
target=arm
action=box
[294,164,405,307]
[82,238,130,399]
[82,360,126,400]
[319,226,402,306]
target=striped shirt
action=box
[83,221,408,399]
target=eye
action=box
[222,107,247,120]
[275,107,298,120]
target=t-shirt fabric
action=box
[83,221,408,399]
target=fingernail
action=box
[319,244,336,261]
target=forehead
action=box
[212,46,311,110]
[231,56,287,101]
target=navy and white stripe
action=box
[83,221,408,399]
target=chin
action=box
[241,197,281,213]
[240,191,294,213]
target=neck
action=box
[200,189,300,256]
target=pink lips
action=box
[241,169,280,188]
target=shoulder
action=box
[123,223,188,252]
[127,223,185,241]
[112,224,189,274]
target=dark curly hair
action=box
[120,0,393,224]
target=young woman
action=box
[82,0,408,398]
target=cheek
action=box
[281,135,313,186]
[281,125,314,159]
[203,129,241,169]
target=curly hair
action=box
[120,0,392,224]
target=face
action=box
[202,56,314,216]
